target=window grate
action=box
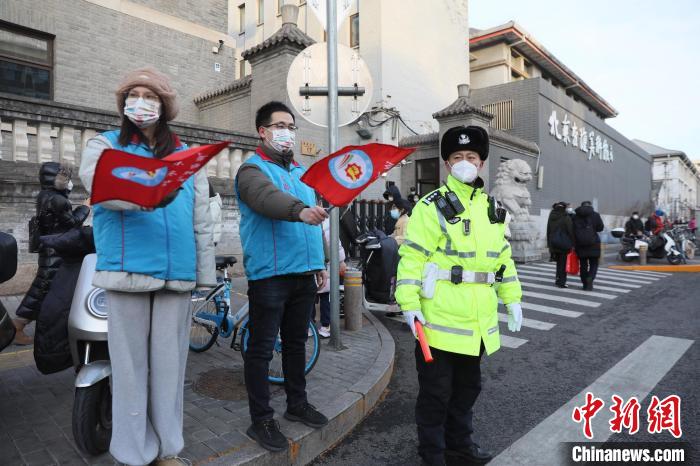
[481,100,513,131]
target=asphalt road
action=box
[312,264,698,466]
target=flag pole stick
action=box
[327,0,342,350]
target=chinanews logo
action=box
[328,150,374,189]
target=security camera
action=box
[212,39,224,54]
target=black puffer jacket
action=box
[34,227,95,374]
[15,162,90,321]
[547,206,575,255]
[573,205,605,258]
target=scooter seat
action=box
[215,255,237,270]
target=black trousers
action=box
[244,275,317,422]
[579,257,599,285]
[554,252,568,286]
[415,342,483,463]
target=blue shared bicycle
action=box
[189,255,320,384]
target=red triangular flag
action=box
[301,143,415,206]
[90,141,229,208]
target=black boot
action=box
[445,444,493,464]
[246,419,289,452]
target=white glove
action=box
[506,303,523,332]
[403,310,426,337]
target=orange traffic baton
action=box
[414,319,434,363]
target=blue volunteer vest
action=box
[235,149,324,280]
[92,130,197,281]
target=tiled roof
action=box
[241,23,314,60]
[432,97,493,120]
[193,76,252,104]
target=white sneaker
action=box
[318,326,331,338]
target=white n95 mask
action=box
[449,160,478,184]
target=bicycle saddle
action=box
[215,255,238,270]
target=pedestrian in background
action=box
[389,198,412,246]
[316,217,347,338]
[79,67,216,466]
[546,201,575,288]
[573,201,605,291]
[235,101,329,453]
[689,216,697,235]
[625,211,644,236]
[14,162,90,345]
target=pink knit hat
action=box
[115,67,179,121]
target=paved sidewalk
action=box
[0,285,395,466]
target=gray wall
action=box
[471,78,652,217]
[0,0,235,125]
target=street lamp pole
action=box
[327,0,342,350]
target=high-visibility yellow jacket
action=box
[395,175,522,356]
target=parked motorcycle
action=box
[68,253,111,455]
[0,232,18,351]
[611,228,683,265]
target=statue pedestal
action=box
[509,221,543,263]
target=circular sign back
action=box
[287,42,374,128]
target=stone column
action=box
[59,126,76,165]
[37,123,54,163]
[216,147,231,179]
[12,119,29,162]
[231,148,244,178]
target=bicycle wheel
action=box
[189,285,223,352]
[240,319,321,385]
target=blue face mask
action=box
[390,209,400,220]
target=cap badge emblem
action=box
[459,134,470,144]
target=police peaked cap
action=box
[440,125,489,161]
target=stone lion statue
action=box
[490,159,534,222]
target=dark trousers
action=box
[579,257,599,285]
[244,275,317,422]
[554,252,568,286]
[318,292,330,327]
[415,342,483,463]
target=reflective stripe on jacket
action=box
[395,175,522,356]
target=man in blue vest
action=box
[235,101,329,452]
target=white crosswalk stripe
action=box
[517,273,630,294]
[500,334,529,348]
[519,302,583,318]
[382,262,670,352]
[514,268,642,288]
[529,260,670,277]
[521,281,617,299]
[530,262,666,280]
[519,264,656,284]
[522,290,601,307]
[497,312,556,330]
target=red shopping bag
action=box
[566,250,580,275]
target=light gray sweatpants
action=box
[106,290,191,466]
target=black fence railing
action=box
[341,199,392,259]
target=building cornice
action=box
[470,21,618,119]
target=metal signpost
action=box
[286,1,373,350]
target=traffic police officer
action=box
[395,125,523,466]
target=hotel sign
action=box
[548,110,614,163]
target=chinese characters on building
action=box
[548,110,614,163]
[572,392,682,439]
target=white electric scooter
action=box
[68,253,112,455]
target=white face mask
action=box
[566,207,575,215]
[632,214,639,220]
[124,97,161,128]
[448,160,478,184]
[67,180,74,192]
[267,128,296,153]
